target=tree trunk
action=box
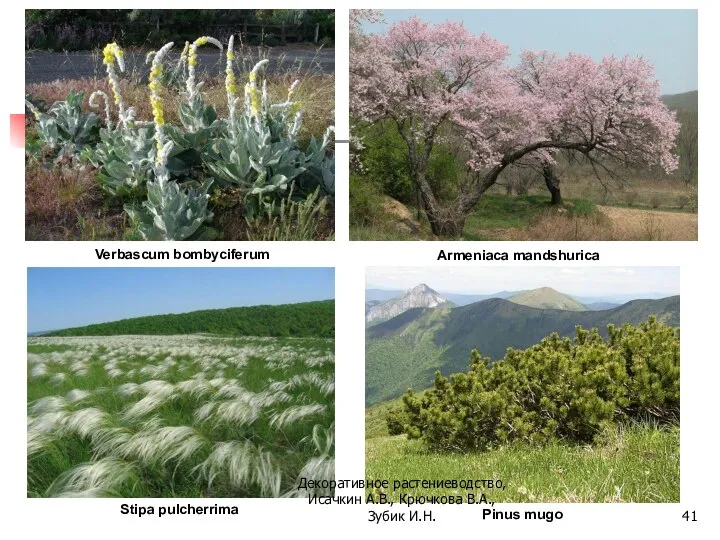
[542,162,563,206]
[411,170,465,238]
[428,215,466,237]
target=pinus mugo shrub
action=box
[609,316,680,422]
[396,316,679,452]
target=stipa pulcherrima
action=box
[27,335,335,497]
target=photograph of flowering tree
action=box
[25,9,335,240]
[350,10,697,240]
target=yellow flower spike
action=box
[102,43,115,65]
[250,87,261,116]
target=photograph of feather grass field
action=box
[25,9,335,241]
[27,268,335,498]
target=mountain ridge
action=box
[366,295,679,405]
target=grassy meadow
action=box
[351,189,697,242]
[28,334,335,497]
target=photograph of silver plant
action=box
[25,9,335,240]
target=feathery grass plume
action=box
[294,455,334,495]
[89,90,112,129]
[244,59,269,117]
[30,363,47,377]
[194,401,218,422]
[45,458,137,498]
[27,429,53,457]
[287,423,334,497]
[284,373,334,395]
[270,404,326,429]
[253,447,282,497]
[120,425,207,465]
[214,399,259,426]
[121,379,176,420]
[147,41,174,160]
[216,381,246,398]
[62,408,110,439]
[176,378,215,399]
[50,372,67,384]
[30,396,67,415]
[197,440,255,488]
[311,422,334,455]
[122,393,172,421]
[29,411,68,436]
[186,36,223,104]
[197,440,281,497]
[90,427,132,458]
[117,382,140,397]
[101,42,127,128]
[139,380,176,397]
[107,367,124,378]
[65,389,91,403]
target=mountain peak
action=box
[409,283,436,293]
[509,287,587,312]
[366,283,449,323]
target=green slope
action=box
[662,90,698,111]
[366,296,679,405]
[365,307,450,405]
[48,300,335,338]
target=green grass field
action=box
[28,334,334,497]
[366,425,679,503]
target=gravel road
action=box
[26,47,334,83]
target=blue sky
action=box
[366,267,679,298]
[27,268,335,332]
[363,10,697,95]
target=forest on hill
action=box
[48,300,335,338]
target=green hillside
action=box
[508,286,586,311]
[366,296,679,405]
[662,90,698,111]
[48,300,335,338]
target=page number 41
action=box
[682,511,697,522]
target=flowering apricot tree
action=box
[351,17,680,237]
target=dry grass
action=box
[501,206,698,241]
[599,206,698,241]
[25,161,125,241]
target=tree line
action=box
[48,300,335,338]
[26,9,335,50]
